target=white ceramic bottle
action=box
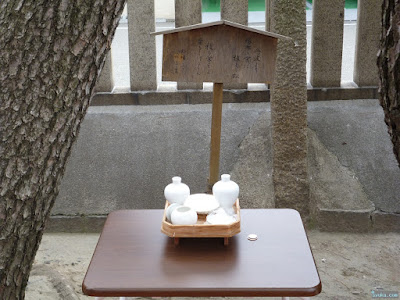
[212,174,239,215]
[164,176,190,205]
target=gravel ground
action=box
[26,231,400,300]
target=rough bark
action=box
[0,0,125,298]
[378,0,400,166]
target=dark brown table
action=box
[82,209,321,299]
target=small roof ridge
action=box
[150,19,291,41]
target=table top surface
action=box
[82,209,321,297]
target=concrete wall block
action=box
[310,0,345,87]
[89,88,377,106]
[308,126,376,232]
[231,113,275,209]
[187,91,214,104]
[46,216,106,233]
[308,99,400,214]
[137,91,186,105]
[94,52,114,93]
[187,90,269,104]
[306,86,378,101]
[91,93,138,106]
[175,0,203,90]
[53,104,266,215]
[128,0,157,91]
[372,211,400,232]
[221,0,248,90]
[353,0,381,87]
[177,82,203,90]
[316,209,373,232]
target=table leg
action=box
[224,237,229,246]
[174,237,180,246]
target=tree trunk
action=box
[378,0,400,166]
[0,0,125,298]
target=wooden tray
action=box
[161,199,241,246]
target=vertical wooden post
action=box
[208,83,224,191]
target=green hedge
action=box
[307,0,357,9]
[202,0,357,12]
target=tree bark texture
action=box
[0,0,125,298]
[378,0,400,166]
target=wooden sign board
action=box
[151,21,289,188]
[152,21,286,84]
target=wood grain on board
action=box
[161,24,278,84]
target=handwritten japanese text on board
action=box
[162,25,277,84]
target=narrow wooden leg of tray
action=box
[224,237,229,246]
[174,237,180,246]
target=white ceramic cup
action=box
[166,203,182,222]
[171,206,198,225]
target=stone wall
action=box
[50,100,400,233]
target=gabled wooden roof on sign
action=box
[153,20,290,84]
[151,20,290,41]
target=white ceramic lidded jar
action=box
[164,176,190,205]
[212,174,239,215]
